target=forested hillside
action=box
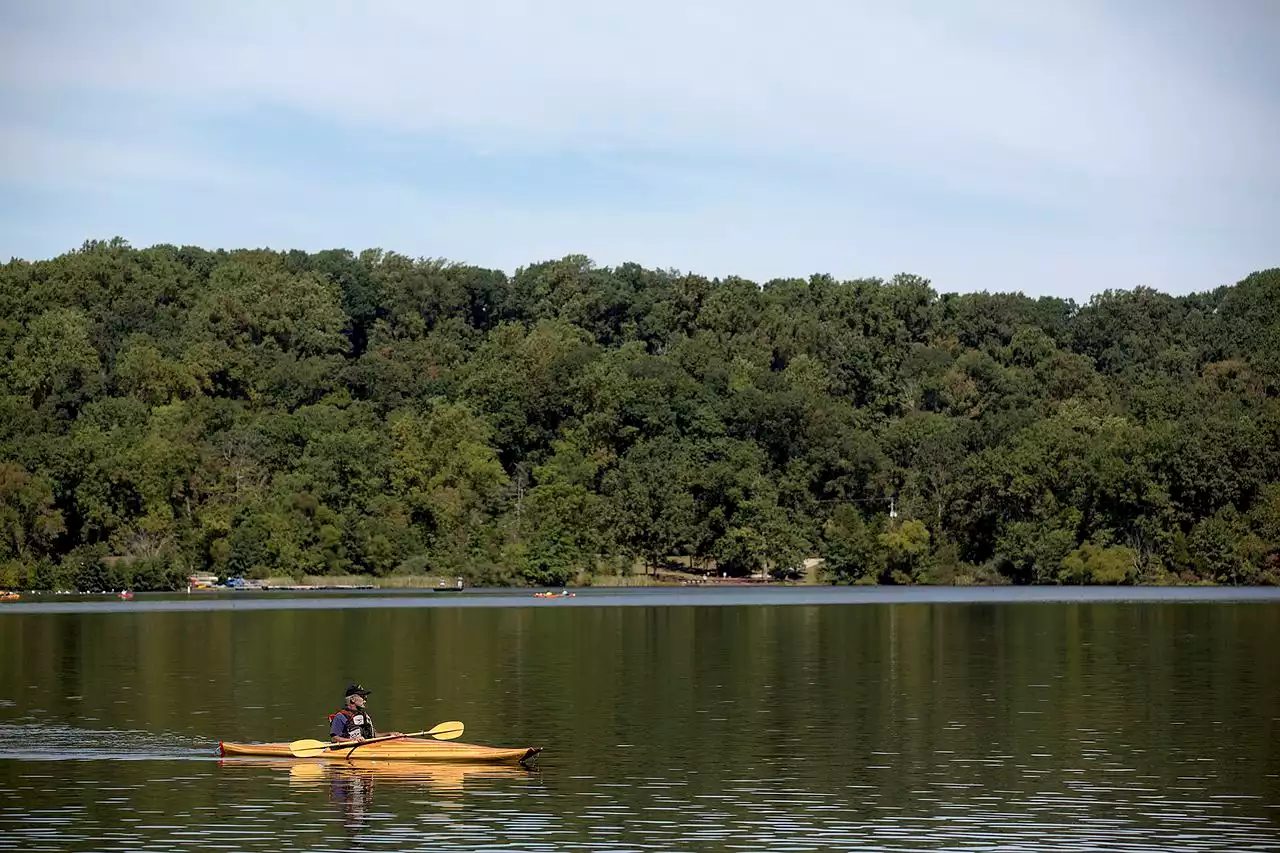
[2,239,1277,590]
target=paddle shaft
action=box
[288,720,464,758]
[331,729,427,756]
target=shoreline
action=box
[0,573,1263,598]
[4,584,1280,615]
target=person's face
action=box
[349,693,367,709]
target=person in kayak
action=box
[329,683,403,743]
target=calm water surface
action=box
[1,588,1277,851]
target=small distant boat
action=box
[0,591,19,602]
[533,590,575,598]
[225,577,263,590]
[118,590,134,600]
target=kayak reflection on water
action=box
[218,758,541,826]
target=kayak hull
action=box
[218,737,541,764]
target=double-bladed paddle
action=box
[288,720,465,758]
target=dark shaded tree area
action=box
[2,238,1277,589]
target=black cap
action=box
[344,683,371,697]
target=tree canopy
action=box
[2,238,1277,589]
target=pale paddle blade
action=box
[287,738,333,757]
[425,721,465,740]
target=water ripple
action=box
[5,756,1274,852]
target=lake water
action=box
[1,588,1277,851]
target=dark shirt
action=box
[330,708,374,740]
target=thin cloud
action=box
[0,124,258,192]
[0,0,1276,297]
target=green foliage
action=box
[10,307,101,410]
[519,530,579,587]
[1,242,1277,588]
[1058,542,1138,585]
[878,519,933,584]
[821,506,883,583]
[602,437,696,572]
[389,400,507,566]
[0,463,65,562]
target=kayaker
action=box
[329,683,403,743]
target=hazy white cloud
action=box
[1,0,1276,298]
[0,124,257,192]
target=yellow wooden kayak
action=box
[219,737,541,764]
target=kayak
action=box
[219,737,541,764]
[219,738,540,763]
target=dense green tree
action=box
[879,519,933,584]
[820,505,885,584]
[0,241,1276,588]
[10,307,102,411]
[1058,541,1138,584]
[0,463,65,563]
[602,437,696,573]
[388,400,507,569]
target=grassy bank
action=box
[257,574,454,588]
[252,570,780,589]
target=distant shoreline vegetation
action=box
[1,238,1277,592]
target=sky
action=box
[1,0,1276,302]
